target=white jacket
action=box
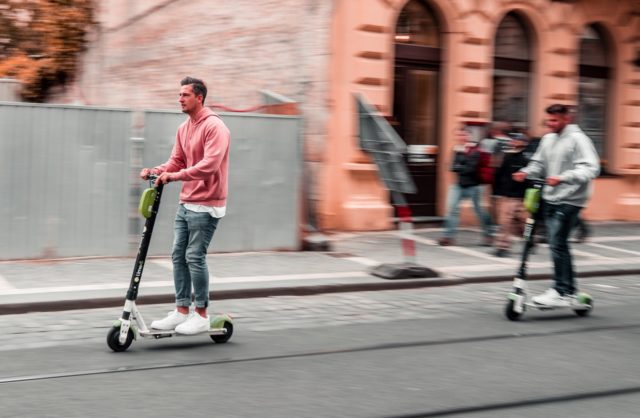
[522,124,600,207]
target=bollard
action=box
[369,204,439,280]
[396,205,416,264]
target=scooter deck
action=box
[524,301,591,311]
[139,328,228,339]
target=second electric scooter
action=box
[107,175,233,352]
[504,178,593,321]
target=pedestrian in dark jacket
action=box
[492,132,530,257]
[438,126,493,246]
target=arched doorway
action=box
[392,0,441,219]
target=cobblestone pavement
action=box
[2,274,639,352]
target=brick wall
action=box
[55,0,335,229]
[60,0,333,114]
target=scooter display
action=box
[107,175,233,352]
[504,179,593,321]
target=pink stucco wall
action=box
[54,0,640,232]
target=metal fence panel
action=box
[0,103,301,259]
[142,110,302,255]
[0,102,132,259]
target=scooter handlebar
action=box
[526,177,546,187]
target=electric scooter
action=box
[107,175,233,352]
[504,178,593,321]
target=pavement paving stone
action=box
[0,222,638,313]
[2,274,640,352]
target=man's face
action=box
[178,84,201,114]
[545,113,569,134]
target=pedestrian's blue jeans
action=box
[443,184,492,238]
[545,203,581,295]
[172,205,219,308]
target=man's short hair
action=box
[545,103,570,115]
[180,77,207,104]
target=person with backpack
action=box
[492,132,531,257]
[479,122,512,231]
[438,125,493,246]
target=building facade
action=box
[57,0,640,231]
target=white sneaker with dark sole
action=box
[150,310,188,330]
[532,288,574,308]
[175,313,210,335]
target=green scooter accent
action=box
[577,293,593,304]
[138,188,157,219]
[523,187,541,214]
[210,314,233,329]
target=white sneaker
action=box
[150,310,188,330]
[532,288,573,307]
[175,313,210,335]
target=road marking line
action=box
[395,231,437,245]
[571,248,614,259]
[586,242,640,256]
[344,257,380,267]
[153,259,376,279]
[0,270,372,296]
[588,284,619,289]
[214,271,371,284]
[438,256,640,274]
[0,281,173,295]
[0,274,15,291]
[438,263,518,273]
[393,233,513,264]
[590,235,640,243]
[152,259,173,270]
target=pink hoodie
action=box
[154,108,230,207]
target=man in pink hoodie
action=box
[140,77,230,334]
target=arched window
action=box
[492,12,532,128]
[392,0,441,149]
[578,25,609,164]
[394,0,439,47]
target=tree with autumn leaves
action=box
[0,0,95,101]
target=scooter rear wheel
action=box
[505,300,523,321]
[574,302,593,317]
[107,326,134,352]
[210,321,233,344]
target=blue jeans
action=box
[545,203,581,295]
[172,205,219,308]
[443,184,492,238]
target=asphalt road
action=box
[1,275,639,418]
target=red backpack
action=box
[477,149,495,184]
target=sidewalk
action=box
[0,222,639,314]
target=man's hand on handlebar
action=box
[154,172,175,186]
[140,168,174,185]
[512,171,527,182]
[140,168,159,180]
[546,176,562,187]
[512,171,562,187]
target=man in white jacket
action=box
[513,104,600,307]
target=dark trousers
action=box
[545,203,582,295]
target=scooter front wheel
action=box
[505,300,524,321]
[107,326,134,352]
